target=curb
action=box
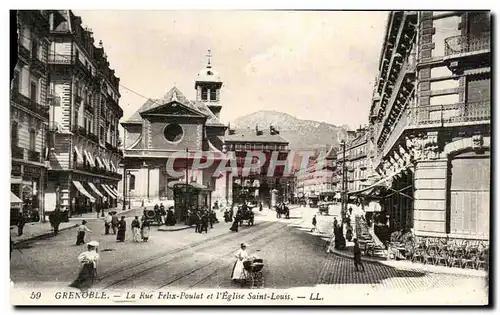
[158,225,192,232]
[12,223,79,246]
[327,247,487,278]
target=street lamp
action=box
[143,161,150,202]
[122,166,127,211]
[128,171,132,210]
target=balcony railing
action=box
[11,145,24,159]
[105,142,114,150]
[28,150,40,162]
[378,100,491,159]
[84,102,93,112]
[72,125,88,136]
[11,91,49,120]
[409,101,490,126]
[18,44,30,61]
[48,54,74,64]
[444,32,490,56]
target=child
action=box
[353,238,365,272]
[76,220,91,245]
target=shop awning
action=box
[72,181,96,203]
[109,160,116,173]
[88,182,106,201]
[110,186,119,195]
[74,146,84,163]
[84,150,96,167]
[101,184,116,200]
[102,158,110,171]
[95,156,105,169]
[11,192,22,204]
[348,164,413,197]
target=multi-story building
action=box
[45,10,123,217]
[345,128,370,193]
[120,52,228,220]
[11,10,51,223]
[223,126,292,206]
[295,146,337,200]
[363,11,490,241]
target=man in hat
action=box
[75,220,91,245]
[104,212,112,235]
[70,241,99,292]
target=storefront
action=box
[169,181,211,221]
[11,162,44,223]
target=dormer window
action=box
[210,88,217,101]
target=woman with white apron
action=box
[231,243,250,281]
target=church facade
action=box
[119,53,232,218]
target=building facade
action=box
[120,54,228,219]
[364,11,490,241]
[223,126,292,206]
[46,10,123,217]
[296,146,337,200]
[11,10,51,223]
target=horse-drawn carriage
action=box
[275,203,290,219]
[143,208,164,226]
[236,205,255,226]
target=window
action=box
[210,88,217,101]
[163,124,184,142]
[30,81,37,102]
[100,126,104,141]
[245,144,251,150]
[11,122,19,146]
[75,50,79,62]
[12,70,20,92]
[235,144,241,151]
[75,112,80,127]
[254,143,263,150]
[31,40,39,59]
[201,88,208,101]
[29,129,36,151]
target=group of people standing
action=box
[186,206,219,234]
[152,204,176,226]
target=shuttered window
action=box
[449,153,490,239]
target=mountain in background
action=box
[232,110,351,152]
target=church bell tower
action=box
[195,49,223,118]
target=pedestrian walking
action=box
[230,216,239,232]
[17,212,27,236]
[111,212,119,234]
[201,212,209,233]
[116,216,126,242]
[131,216,141,242]
[70,241,99,292]
[75,220,91,245]
[49,207,62,236]
[353,238,365,272]
[195,211,202,233]
[141,217,150,242]
[104,212,112,235]
[310,214,318,233]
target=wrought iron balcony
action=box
[28,150,40,162]
[18,44,30,61]
[444,32,490,56]
[11,145,24,159]
[10,91,49,120]
[72,125,88,136]
[84,102,93,112]
[48,54,74,64]
[410,101,490,126]
[75,94,83,104]
[105,142,114,150]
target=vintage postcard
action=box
[9,9,490,306]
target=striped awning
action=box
[74,146,84,163]
[11,192,22,204]
[464,67,490,75]
[110,186,119,196]
[84,150,96,167]
[72,181,96,203]
[88,182,106,201]
[101,184,117,199]
[109,160,116,172]
[104,159,111,172]
[95,156,105,169]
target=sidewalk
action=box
[11,207,140,245]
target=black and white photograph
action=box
[8,8,491,306]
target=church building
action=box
[120,51,231,220]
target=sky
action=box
[74,10,388,129]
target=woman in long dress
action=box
[70,241,99,292]
[231,243,250,281]
[75,220,91,245]
[116,216,126,242]
[141,217,151,242]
